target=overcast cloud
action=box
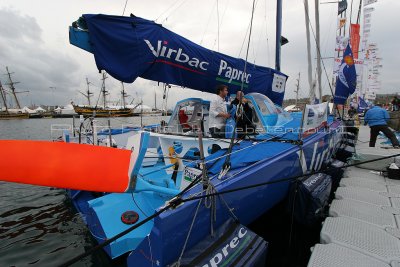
[0,0,398,108]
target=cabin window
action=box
[167,100,209,136]
[248,93,278,116]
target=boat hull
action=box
[73,105,134,117]
[0,112,29,119]
[127,125,343,266]
[69,120,343,265]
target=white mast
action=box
[315,0,322,102]
[303,0,315,103]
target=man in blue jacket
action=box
[364,104,399,148]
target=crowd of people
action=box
[187,85,399,149]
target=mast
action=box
[100,72,108,109]
[121,82,128,109]
[315,0,322,101]
[295,72,300,107]
[154,90,157,110]
[5,66,21,109]
[0,80,8,113]
[85,78,93,105]
[275,0,283,71]
[78,78,93,105]
[303,0,314,99]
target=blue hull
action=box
[68,120,343,266]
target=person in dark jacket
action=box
[230,91,255,138]
[348,106,357,118]
[364,104,399,148]
[392,95,399,111]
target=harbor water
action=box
[0,116,166,267]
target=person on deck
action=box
[209,85,230,138]
[364,104,399,148]
[231,90,255,138]
[347,106,357,118]
[392,95,399,111]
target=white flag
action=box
[272,74,286,93]
[364,18,371,24]
[364,23,371,29]
[364,7,375,13]
[364,0,377,7]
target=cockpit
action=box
[165,98,210,136]
[165,93,291,137]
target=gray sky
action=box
[0,0,398,108]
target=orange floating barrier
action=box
[0,140,132,192]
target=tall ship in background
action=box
[72,73,139,117]
[0,67,29,119]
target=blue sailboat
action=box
[0,5,350,267]
[65,13,344,266]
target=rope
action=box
[122,0,129,16]
[181,153,400,203]
[175,198,203,266]
[205,183,217,237]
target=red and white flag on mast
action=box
[350,24,360,59]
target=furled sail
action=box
[70,14,288,105]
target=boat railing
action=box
[50,124,73,141]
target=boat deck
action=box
[308,125,400,267]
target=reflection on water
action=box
[0,117,164,266]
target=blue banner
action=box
[358,96,369,112]
[334,44,357,105]
[79,14,287,105]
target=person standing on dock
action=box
[209,85,230,138]
[364,104,399,148]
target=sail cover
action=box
[77,14,287,105]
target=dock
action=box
[308,125,400,267]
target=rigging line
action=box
[155,0,182,22]
[321,6,336,57]
[350,0,354,25]
[58,150,398,266]
[122,0,129,16]
[217,0,220,52]
[303,4,335,99]
[241,0,256,92]
[94,86,102,109]
[200,1,217,45]
[356,0,362,24]
[182,153,400,203]
[211,0,231,51]
[176,198,203,266]
[237,0,259,59]
[219,0,262,177]
[253,1,265,65]
[264,0,271,66]
[160,0,189,24]
[238,19,251,57]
